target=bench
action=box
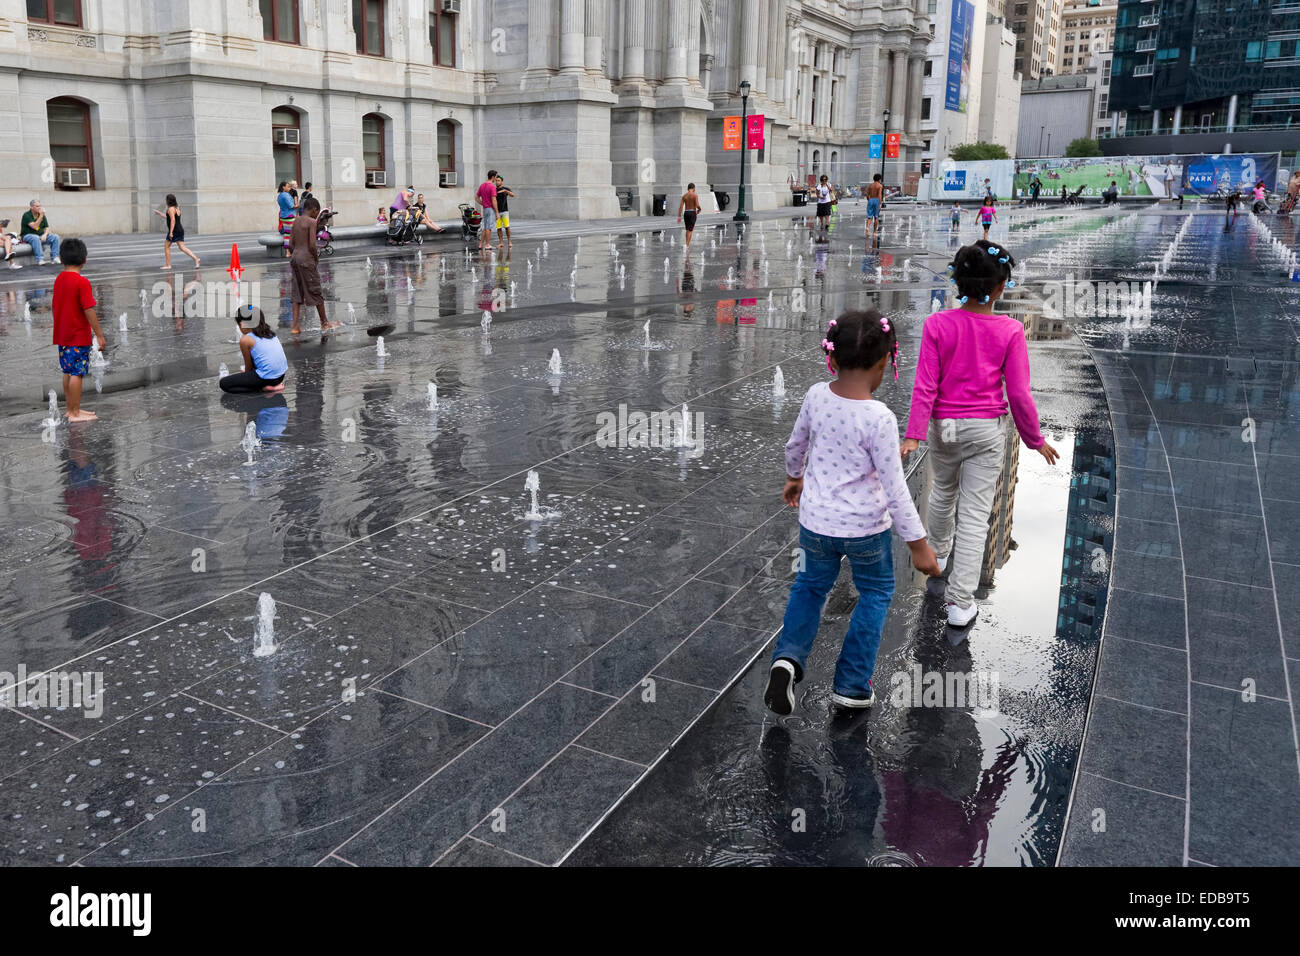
[257,221,459,256]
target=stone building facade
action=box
[0,0,928,235]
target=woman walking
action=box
[152,194,200,269]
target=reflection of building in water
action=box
[998,286,1069,341]
[1058,424,1114,640]
[980,415,1020,588]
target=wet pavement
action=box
[0,202,1293,866]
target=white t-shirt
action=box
[817,184,831,203]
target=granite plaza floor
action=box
[0,202,1295,866]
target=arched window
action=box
[437,119,458,186]
[272,106,302,185]
[363,113,386,186]
[48,97,94,189]
[260,0,300,44]
[812,149,821,177]
[830,150,838,181]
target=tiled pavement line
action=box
[12,344,813,694]
[1056,353,1192,866]
[440,507,802,867]
[39,384,798,863]
[318,489,797,866]
[1241,387,1300,778]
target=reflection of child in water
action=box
[814,237,829,278]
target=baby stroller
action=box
[1066,185,1086,205]
[386,208,423,246]
[316,208,337,256]
[459,203,482,242]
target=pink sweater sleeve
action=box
[905,319,940,442]
[1004,327,1046,449]
[869,413,927,542]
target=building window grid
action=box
[430,3,457,67]
[260,0,300,44]
[354,0,385,57]
[27,0,81,26]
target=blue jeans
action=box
[772,525,896,697]
[23,232,60,262]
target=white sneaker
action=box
[947,601,979,628]
[7,261,19,270]
[52,256,62,264]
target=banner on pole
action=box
[869,134,883,159]
[886,133,900,159]
[723,116,742,151]
[746,114,765,150]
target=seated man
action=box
[1102,181,1119,205]
[21,199,61,265]
[410,193,445,233]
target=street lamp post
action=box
[1039,125,1045,156]
[734,80,752,222]
[881,108,890,186]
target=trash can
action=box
[792,189,808,206]
[652,194,667,216]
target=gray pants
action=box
[926,417,1008,608]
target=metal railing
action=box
[1138,14,1160,27]
[1135,39,1157,52]
[1133,63,1154,76]
[1098,119,1299,138]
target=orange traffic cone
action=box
[227,243,242,283]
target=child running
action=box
[978,199,997,239]
[901,240,1059,633]
[950,202,961,233]
[51,238,107,422]
[766,309,941,715]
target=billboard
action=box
[936,160,1014,200]
[945,0,973,113]
[1182,153,1281,195]
[1014,156,1187,199]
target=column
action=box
[890,50,907,125]
[560,0,585,73]
[664,0,689,84]
[906,55,924,134]
[584,0,604,73]
[739,0,760,87]
[1227,94,1238,132]
[766,0,784,99]
[1152,107,1160,131]
[527,0,552,72]
[1172,104,1182,134]
[755,0,770,94]
[622,0,646,85]
[686,0,701,85]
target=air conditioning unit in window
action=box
[59,167,91,187]
[366,169,387,187]
[439,171,458,187]
[442,0,461,12]
[274,128,300,145]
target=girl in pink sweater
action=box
[901,240,1058,634]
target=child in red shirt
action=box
[51,237,107,422]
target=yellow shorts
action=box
[495,214,510,229]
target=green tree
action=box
[1065,138,1103,157]
[949,141,1011,161]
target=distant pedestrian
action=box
[816,175,834,230]
[287,196,339,335]
[950,202,961,232]
[865,174,884,243]
[299,181,315,212]
[493,175,514,249]
[152,194,200,270]
[51,237,107,423]
[677,183,702,252]
[276,181,296,247]
[476,170,499,252]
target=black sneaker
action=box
[764,659,797,716]
[830,681,875,709]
